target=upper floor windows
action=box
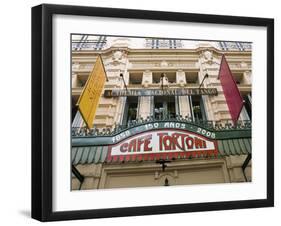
[129,73,143,85]
[152,72,177,84]
[145,39,183,49]
[233,72,251,85]
[72,35,107,51]
[186,72,199,84]
[219,41,252,51]
[127,71,199,85]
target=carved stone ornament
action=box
[112,50,123,61]
[160,60,168,67]
[240,62,248,68]
[203,50,213,64]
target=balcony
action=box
[72,114,251,138]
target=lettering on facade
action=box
[111,122,215,144]
[104,88,218,97]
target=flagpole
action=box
[199,73,209,89]
[120,73,128,91]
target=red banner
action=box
[218,55,244,124]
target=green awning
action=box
[72,138,251,165]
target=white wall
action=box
[0,0,279,225]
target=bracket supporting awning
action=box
[72,165,84,190]
[242,154,252,182]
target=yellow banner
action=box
[77,55,107,129]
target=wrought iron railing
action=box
[72,115,251,137]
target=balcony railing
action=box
[72,115,251,137]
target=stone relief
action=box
[160,60,168,67]
[200,50,221,69]
[203,50,214,64]
[112,50,123,61]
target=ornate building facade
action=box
[71,35,252,190]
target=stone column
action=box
[176,70,191,118]
[115,71,129,125]
[138,71,153,119]
[104,49,129,127]
[142,70,152,87]
[243,71,251,84]
[72,73,78,87]
[198,68,216,121]
[198,50,227,122]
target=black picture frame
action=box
[31,4,274,222]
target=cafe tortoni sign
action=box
[107,128,218,162]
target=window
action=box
[76,76,87,87]
[233,73,244,84]
[154,101,164,120]
[129,73,143,85]
[122,97,139,125]
[243,94,252,120]
[72,35,107,51]
[186,72,199,84]
[154,96,177,119]
[127,103,138,121]
[218,41,252,51]
[152,72,176,84]
[189,96,207,121]
[71,97,78,122]
[145,38,183,49]
[93,35,107,50]
[72,35,88,51]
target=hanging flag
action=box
[218,54,244,124]
[76,55,108,129]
